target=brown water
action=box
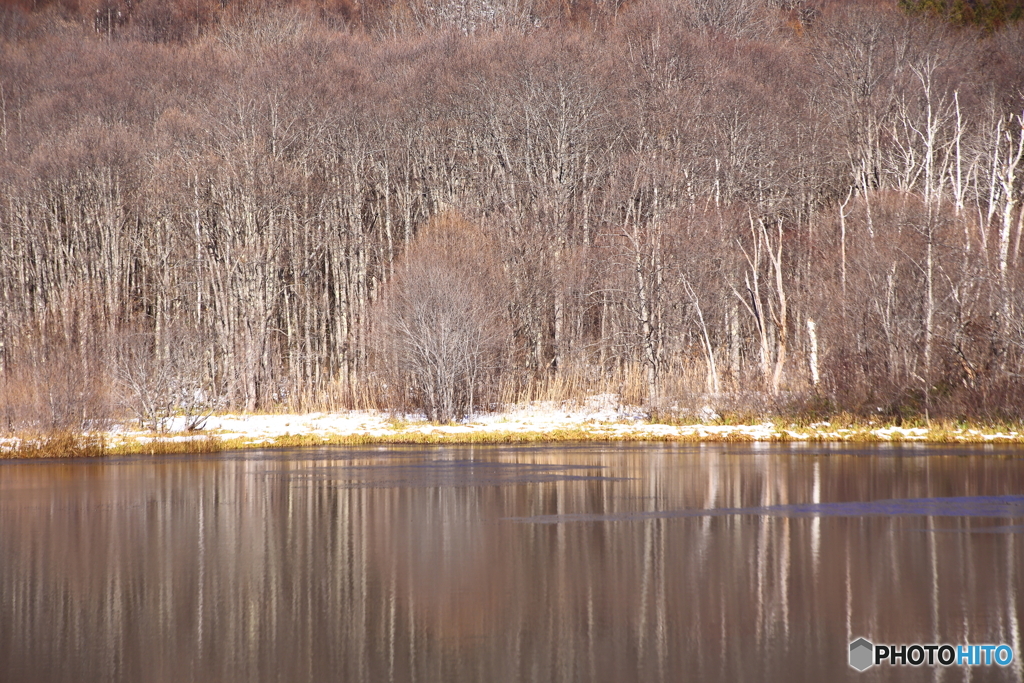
[2,443,1023,683]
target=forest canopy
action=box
[1,0,1022,428]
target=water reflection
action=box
[1,444,1023,682]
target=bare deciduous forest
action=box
[0,0,1022,429]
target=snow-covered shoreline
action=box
[138,411,1024,447]
[2,395,1022,455]
[47,408,1024,453]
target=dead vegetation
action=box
[1,0,1023,458]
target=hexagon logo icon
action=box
[849,638,874,671]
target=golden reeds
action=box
[1,432,106,459]
[1,407,1021,460]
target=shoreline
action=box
[3,404,1023,458]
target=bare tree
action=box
[1,0,1022,428]
[375,214,509,423]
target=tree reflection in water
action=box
[1,444,1022,682]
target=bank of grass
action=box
[0,431,108,459]
[106,436,223,456]
[0,432,222,459]
[2,417,1023,459]
[209,418,1023,451]
[216,427,690,450]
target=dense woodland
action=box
[1,0,1023,428]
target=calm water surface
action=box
[2,443,1024,682]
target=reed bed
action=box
[106,436,223,456]
[2,380,1022,459]
[5,426,1023,459]
[0,432,107,459]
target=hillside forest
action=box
[1,0,1023,428]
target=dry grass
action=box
[1,432,107,459]
[500,363,652,408]
[217,428,669,450]
[0,432,224,458]
[107,436,223,456]
[2,411,1022,460]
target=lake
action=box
[1,443,1023,682]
